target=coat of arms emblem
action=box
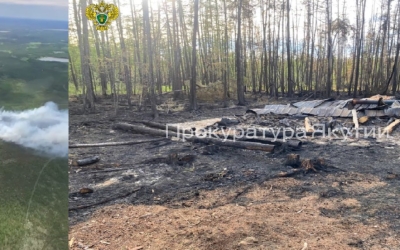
[85,0,119,31]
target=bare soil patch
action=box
[69,95,400,250]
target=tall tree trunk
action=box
[326,0,333,97]
[190,0,199,110]
[379,0,391,84]
[87,0,107,97]
[259,2,266,93]
[172,0,183,99]
[286,0,293,97]
[130,1,143,96]
[392,19,400,94]
[223,0,229,107]
[305,0,311,91]
[309,0,318,93]
[236,0,245,105]
[115,0,132,106]
[178,0,191,80]
[142,0,158,118]
[69,52,79,91]
[91,24,108,96]
[353,0,366,98]
[80,0,95,110]
[389,28,400,94]
[391,41,400,94]
[279,6,285,96]
[101,31,114,98]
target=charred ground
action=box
[69,94,400,250]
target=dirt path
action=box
[69,96,400,250]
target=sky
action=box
[114,0,377,41]
[0,0,68,21]
[68,0,384,47]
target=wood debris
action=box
[113,123,275,152]
[383,119,400,134]
[76,156,100,166]
[352,109,359,129]
[304,117,314,132]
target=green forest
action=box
[69,0,400,116]
[0,19,68,250]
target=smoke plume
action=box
[0,102,68,158]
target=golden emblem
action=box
[85,0,119,31]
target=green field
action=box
[0,19,68,250]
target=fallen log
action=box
[218,117,240,126]
[351,97,392,106]
[113,123,275,152]
[248,128,324,139]
[221,134,302,149]
[383,119,400,134]
[285,139,303,149]
[114,123,176,137]
[69,138,166,148]
[76,156,100,166]
[137,122,300,149]
[240,137,302,149]
[140,121,192,134]
[84,167,132,174]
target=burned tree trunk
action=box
[189,0,199,110]
[113,123,275,152]
[236,0,246,105]
[142,0,159,119]
[80,0,95,110]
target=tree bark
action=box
[142,0,159,118]
[80,0,95,110]
[113,123,275,152]
[236,0,246,105]
[190,0,199,110]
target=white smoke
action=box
[0,102,68,158]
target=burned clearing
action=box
[69,94,400,250]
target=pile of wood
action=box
[113,121,304,153]
[298,114,397,138]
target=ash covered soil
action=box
[69,95,400,250]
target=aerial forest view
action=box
[69,0,400,249]
[0,18,69,250]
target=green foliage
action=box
[0,27,68,250]
[162,85,172,92]
[0,41,68,110]
[0,77,16,95]
[0,143,68,250]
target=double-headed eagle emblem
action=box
[85,0,119,31]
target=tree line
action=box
[69,0,400,116]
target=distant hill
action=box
[0,17,68,30]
